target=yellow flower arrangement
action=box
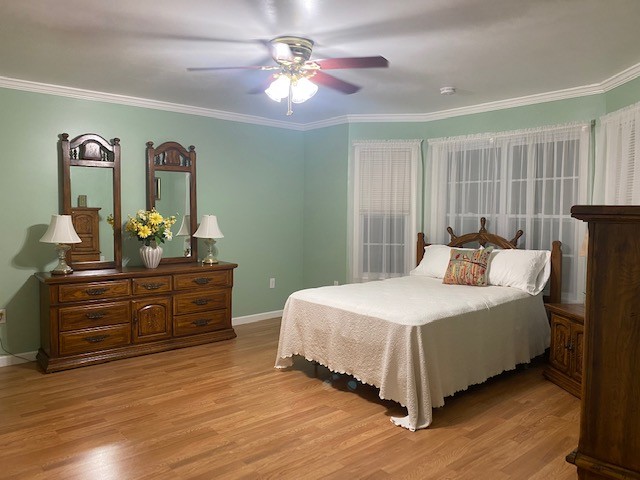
[124,208,177,246]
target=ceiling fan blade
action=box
[187,65,278,72]
[156,34,269,45]
[314,56,389,70]
[312,71,361,94]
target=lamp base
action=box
[51,243,73,275]
[201,238,219,264]
[201,255,219,265]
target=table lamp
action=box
[193,215,224,264]
[40,214,82,274]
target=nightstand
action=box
[543,303,584,398]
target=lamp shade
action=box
[291,77,318,104]
[40,215,81,244]
[193,215,224,239]
[176,215,190,236]
[265,75,290,102]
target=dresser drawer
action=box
[174,290,229,315]
[173,270,231,290]
[59,324,131,356]
[59,301,130,331]
[132,276,172,295]
[58,280,131,303]
[174,310,229,337]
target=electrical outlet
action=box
[269,278,276,289]
[0,309,6,324]
[334,281,339,286]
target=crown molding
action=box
[2,61,640,132]
[338,82,604,125]
[300,116,351,131]
[0,76,306,131]
[600,62,640,92]
[304,62,640,129]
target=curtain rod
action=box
[427,121,592,145]
[352,139,423,146]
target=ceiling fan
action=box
[187,36,389,115]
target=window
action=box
[427,124,590,302]
[349,141,421,282]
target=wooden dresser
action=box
[36,261,237,373]
[568,206,640,480]
[70,207,101,262]
[544,303,584,398]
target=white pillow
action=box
[488,249,551,295]
[411,244,476,279]
[410,244,451,278]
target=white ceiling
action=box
[1,0,640,126]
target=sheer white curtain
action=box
[594,101,640,204]
[427,123,590,302]
[349,140,421,282]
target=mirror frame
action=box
[61,132,122,270]
[146,141,198,264]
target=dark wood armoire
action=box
[568,205,640,480]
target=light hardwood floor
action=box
[0,318,579,479]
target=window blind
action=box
[349,140,421,282]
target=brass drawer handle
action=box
[85,288,108,296]
[193,277,211,285]
[193,298,209,306]
[141,282,163,290]
[83,335,108,343]
[192,319,209,327]
[85,312,106,320]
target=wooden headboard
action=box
[416,217,562,304]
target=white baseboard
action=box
[233,310,283,326]
[0,351,37,367]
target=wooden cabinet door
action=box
[70,208,101,262]
[550,315,571,375]
[570,323,584,385]
[132,297,172,343]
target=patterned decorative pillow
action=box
[442,246,494,286]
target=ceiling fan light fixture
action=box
[265,75,291,102]
[265,73,318,105]
[271,36,314,63]
[272,42,293,62]
[291,76,318,104]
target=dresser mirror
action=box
[61,133,122,270]
[146,141,197,263]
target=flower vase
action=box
[140,243,163,269]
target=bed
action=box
[275,218,562,431]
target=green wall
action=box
[301,91,640,289]
[0,88,304,356]
[2,73,640,358]
[604,75,640,113]
[302,124,349,287]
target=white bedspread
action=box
[275,276,550,431]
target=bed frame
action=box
[416,217,562,304]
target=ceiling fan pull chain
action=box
[287,82,293,116]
